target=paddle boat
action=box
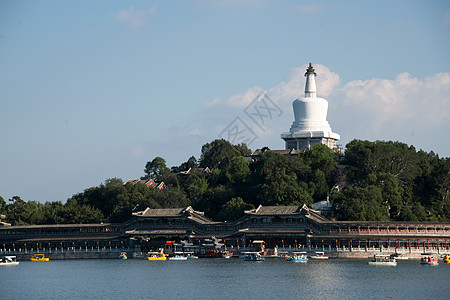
[30,254,49,262]
[169,252,188,261]
[443,255,450,264]
[222,250,233,259]
[309,251,328,260]
[147,252,167,261]
[420,256,439,265]
[185,252,198,259]
[0,256,20,266]
[119,252,128,259]
[287,252,308,263]
[368,254,397,266]
[243,252,264,261]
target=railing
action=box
[0,246,133,255]
[243,245,450,254]
[238,224,308,229]
[326,230,450,236]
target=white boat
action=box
[368,255,397,266]
[287,252,308,263]
[169,252,188,261]
[309,251,329,260]
[0,256,20,266]
[390,253,409,260]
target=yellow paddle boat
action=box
[30,254,49,261]
[147,252,166,261]
[443,255,450,264]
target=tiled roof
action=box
[244,204,330,222]
[126,229,188,235]
[132,206,218,225]
[188,214,220,225]
[133,207,189,217]
[245,205,299,215]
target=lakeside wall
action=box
[2,249,132,260]
[3,245,446,260]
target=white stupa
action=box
[281,63,340,150]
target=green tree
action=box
[226,156,251,184]
[200,139,240,170]
[300,143,337,181]
[333,186,389,221]
[221,197,254,221]
[142,157,171,181]
[172,156,198,173]
[187,177,209,203]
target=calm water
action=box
[1,258,449,300]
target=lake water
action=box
[1,258,449,300]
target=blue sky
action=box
[1,0,449,203]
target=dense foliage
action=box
[1,139,449,224]
[334,140,450,222]
[0,196,104,225]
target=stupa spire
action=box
[304,63,317,98]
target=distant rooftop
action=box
[244,204,330,222]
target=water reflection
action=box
[0,258,448,300]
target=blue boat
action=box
[287,252,308,263]
[244,252,264,261]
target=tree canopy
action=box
[2,139,449,224]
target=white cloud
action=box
[205,64,340,114]
[189,129,203,136]
[113,5,156,29]
[269,64,340,104]
[331,72,450,134]
[203,97,221,107]
[169,64,450,157]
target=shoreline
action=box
[4,248,446,260]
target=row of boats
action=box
[243,251,327,262]
[2,252,449,265]
[244,252,450,265]
[142,251,198,261]
[0,253,49,265]
[367,254,450,266]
